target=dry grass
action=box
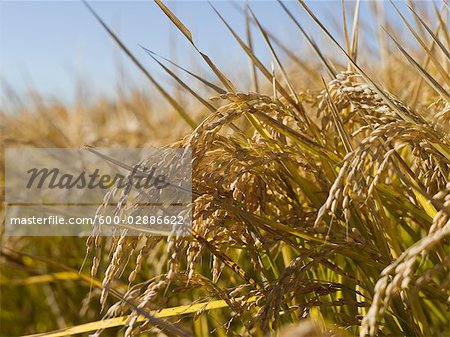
[1,1,450,336]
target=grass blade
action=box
[408,4,450,61]
[277,0,336,78]
[321,77,353,153]
[385,29,450,103]
[209,2,312,126]
[297,0,435,122]
[83,1,196,129]
[141,45,216,113]
[83,0,196,129]
[22,297,256,337]
[140,46,245,134]
[390,0,450,87]
[1,271,82,286]
[248,6,300,105]
[142,50,227,94]
[154,0,236,92]
[341,0,351,55]
[229,1,318,77]
[245,4,260,93]
[430,0,450,48]
[410,4,447,105]
[349,0,360,63]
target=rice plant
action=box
[1,1,449,336]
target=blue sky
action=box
[0,1,433,106]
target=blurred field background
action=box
[1,1,449,336]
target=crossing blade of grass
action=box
[209,2,313,128]
[0,271,82,286]
[250,110,340,163]
[248,7,300,104]
[204,1,314,143]
[140,49,227,94]
[408,4,450,61]
[230,1,318,78]
[410,4,447,105]
[348,0,360,63]
[406,0,428,41]
[1,247,104,289]
[385,29,450,103]
[247,5,321,135]
[83,1,196,129]
[430,142,450,163]
[430,0,450,47]
[389,0,450,87]
[214,200,333,245]
[321,78,353,154]
[341,0,351,56]
[385,147,441,218]
[340,0,360,70]
[207,4,280,95]
[141,45,216,113]
[372,1,390,84]
[22,297,256,337]
[141,46,246,135]
[245,4,260,93]
[154,0,236,93]
[297,0,432,123]
[277,0,336,78]
[102,285,194,337]
[376,183,434,226]
[192,231,263,291]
